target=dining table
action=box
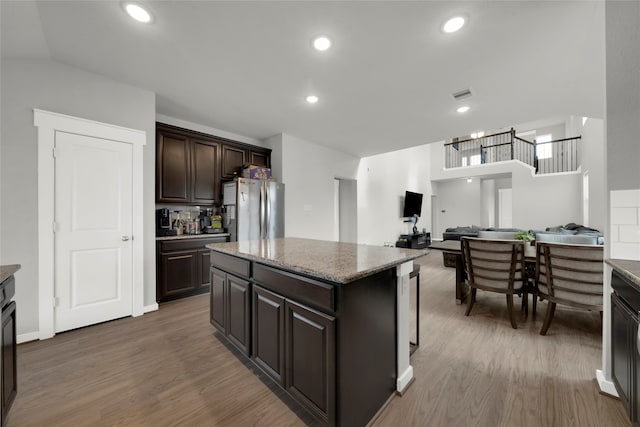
[428,239,537,308]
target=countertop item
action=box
[607,259,640,287]
[206,237,427,284]
[0,264,21,283]
[157,233,230,241]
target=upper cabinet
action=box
[156,123,271,205]
[221,145,247,180]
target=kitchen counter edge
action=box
[607,259,640,288]
[0,264,21,284]
[206,241,426,284]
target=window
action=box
[536,134,552,159]
[469,154,481,165]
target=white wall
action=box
[279,134,360,240]
[0,59,156,336]
[358,144,432,245]
[338,179,358,243]
[432,179,482,237]
[480,179,496,228]
[511,169,582,231]
[579,118,606,231]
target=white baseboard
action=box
[143,303,159,314]
[17,331,40,344]
[596,369,619,397]
[396,365,414,393]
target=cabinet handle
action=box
[168,255,192,261]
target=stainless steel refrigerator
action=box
[222,179,285,241]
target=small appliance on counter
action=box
[200,208,226,234]
[156,208,177,237]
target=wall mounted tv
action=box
[402,191,423,218]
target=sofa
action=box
[443,226,523,241]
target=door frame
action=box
[34,109,146,339]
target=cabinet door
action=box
[197,249,211,290]
[191,139,219,205]
[227,275,250,355]
[210,268,226,333]
[157,130,190,203]
[252,285,285,386]
[1,301,16,423]
[249,150,270,168]
[612,293,634,417]
[285,299,335,425]
[160,250,198,299]
[222,145,247,179]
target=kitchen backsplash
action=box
[610,189,640,260]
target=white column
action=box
[396,260,414,393]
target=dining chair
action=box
[535,242,604,335]
[461,237,526,329]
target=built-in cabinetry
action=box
[156,122,271,204]
[156,237,229,303]
[611,268,640,424]
[0,267,18,427]
[210,250,396,427]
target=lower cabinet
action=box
[1,301,16,426]
[252,286,285,386]
[285,299,335,424]
[251,284,335,424]
[210,267,250,355]
[611,269,640,425]
[156,237,228,303]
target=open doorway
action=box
[334,178,357,243]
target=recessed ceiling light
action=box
[306,95,319,104]
[124,3,152,23]
[313,36,332,51]
[470,131,484,138]
[457,106,470,113]
[443,16,465,33]
[467,178,473,183]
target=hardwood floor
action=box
[8,253,629,426]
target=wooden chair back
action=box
[535,242,603,309]
[461,238,525,294]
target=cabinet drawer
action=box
[253,264,335,313]
[211,251,251,278]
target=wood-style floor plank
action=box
[8,252,629,426]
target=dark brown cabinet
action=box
[1,301,16,423]
[210,266,251,355]
[191,139,219,205]
[221,145,247,180]
[285,299,335,424]
[249,150,270,168]
[156,123,219,205]
[156,130,190,203]
[156,237,228,303]
[611,269,640,424]
[156,122,271,204]
[252,285,286,386]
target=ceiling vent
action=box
[451,88,472,101]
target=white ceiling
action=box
[1,1,605,157]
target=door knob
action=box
[122,236,130,241]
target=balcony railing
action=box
[444,128,581,174]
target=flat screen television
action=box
[402,191,423,218]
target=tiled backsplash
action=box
[610,189,640,260]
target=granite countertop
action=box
[157,233,230,241]
[206,237,427,284]
[607,259,640,287]
[0,264,21,284]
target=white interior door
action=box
[498,188,513,228]
[54,131,133,332]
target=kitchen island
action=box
[206,238,426,427]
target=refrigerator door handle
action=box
[265,183,271,238]
[260,182,266,239]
